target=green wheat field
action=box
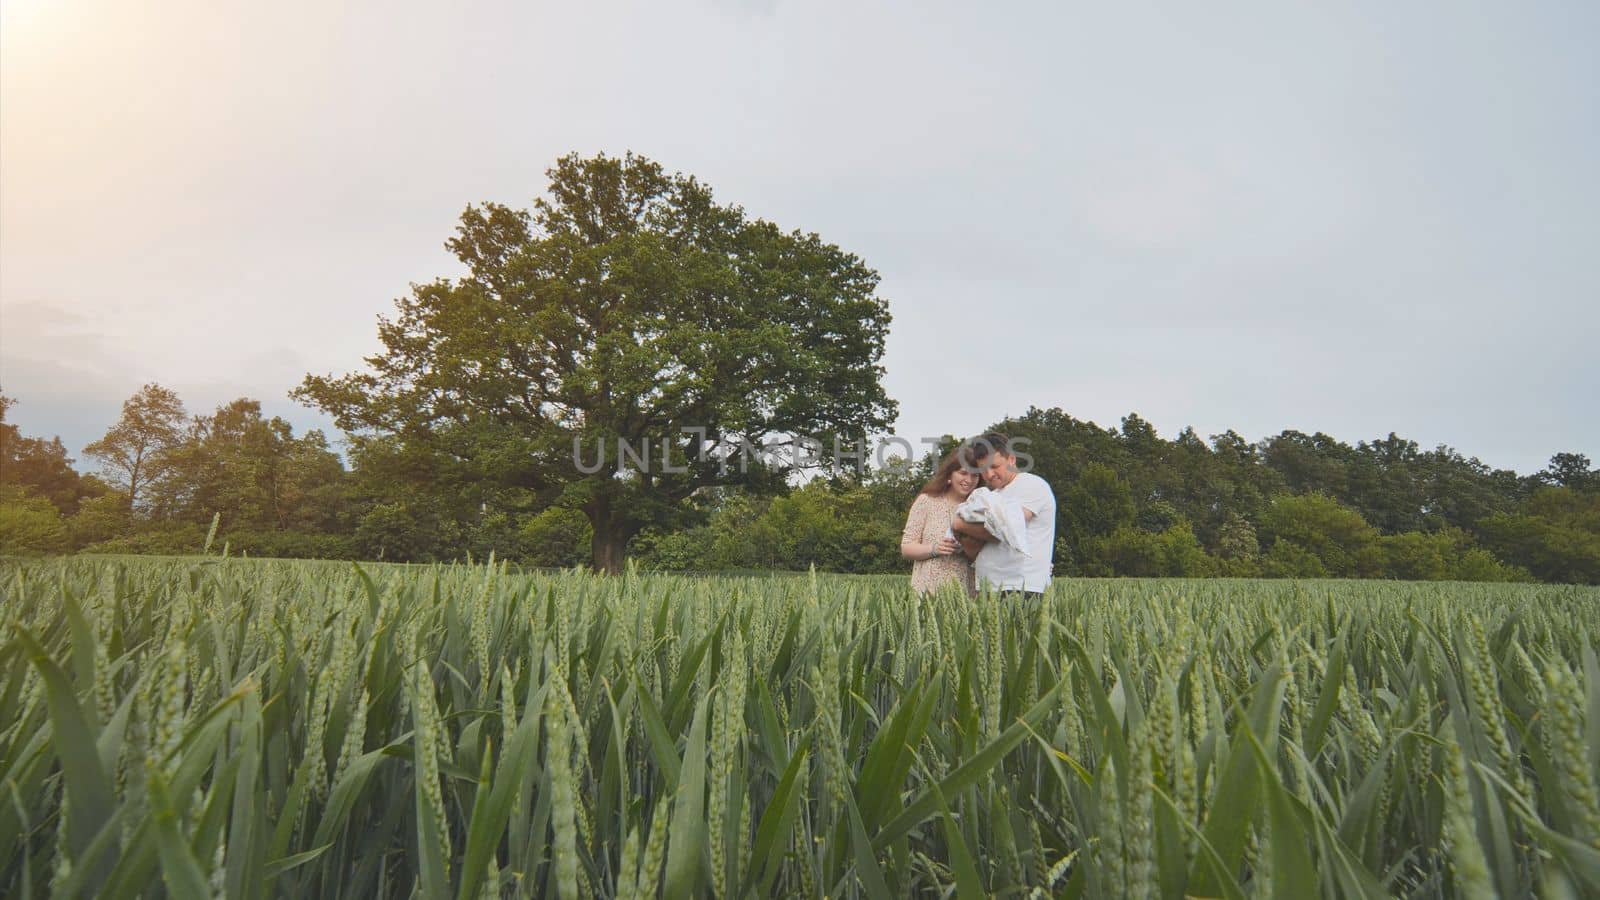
[1,556,1597,898]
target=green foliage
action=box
[1262,538,1329,578]
[756,481,904,573]
[1060,463,1136,558]
[1379,528,1458,580]
[630,527,715,572]
[1452,547,1534,583]
[1258,492,1383,577]
[1375,527,1531,581]
[355,501,455,563]
[636,480,904,574]
[65,491,130,549]
[1,557,1598,898]
[1542,452,1600,492]
[517,507,593,568]
[153,398,347,533]
[78,522,208,555]
[1477,487,1600,583]
[1083,521,1216,577]
[223,529,360,560]
[0,395,100,516]
[1215,511,1261,562]
[0,487,69,554]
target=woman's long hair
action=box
[920,448,967,497]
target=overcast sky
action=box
[3,0,1596,477]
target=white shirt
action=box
[975,471,1056,592]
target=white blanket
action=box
[953,487,1030,556]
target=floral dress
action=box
[902,492,976,595]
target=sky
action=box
[3,0,1596,478]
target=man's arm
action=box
[949,518,998,542]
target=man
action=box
[949,432,1056,597]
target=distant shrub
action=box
[517,507,593,568]
[0,489,69,555]
[80,524,207,556]
[223,529,360,560]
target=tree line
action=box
[631,409,1598,584]
[3,387,1596,583]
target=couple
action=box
[900,433,1056,598]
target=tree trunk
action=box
[587,493,631,575]
[592,528,628,575]
[127,452,144,514]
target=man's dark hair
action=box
[960,432,1011,469]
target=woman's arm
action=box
[901,495,959,560]
[901,495,931,560]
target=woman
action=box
[901,449,981,595]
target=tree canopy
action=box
[294,152,896,571]
[1,395,101,516]
[81,383,187,513]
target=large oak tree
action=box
[295,153,896,572]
